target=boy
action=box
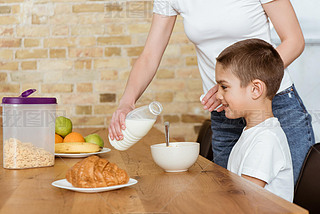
[215,39,294,202]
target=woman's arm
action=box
[109,14,177,141]
[121,14,177,108]
[263,0,305,68]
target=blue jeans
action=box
[211,85,315,185]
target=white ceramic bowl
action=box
[150,142,200,172]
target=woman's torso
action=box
[154,0,292,93]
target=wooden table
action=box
[0,127,307,214]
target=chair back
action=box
[196,119,213,161]
[294,143,320,214]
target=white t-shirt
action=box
[153,0,293,94]
[227,117,294,202]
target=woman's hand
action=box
[201,85,224,112]
[108,103,135,141]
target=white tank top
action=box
[153,0,293,93]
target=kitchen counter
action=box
[0,127,307,214]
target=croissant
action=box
[66,155,129,188]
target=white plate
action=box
[55,147,111,158]
[52,178,138,193]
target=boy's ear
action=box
[250,79,264,100]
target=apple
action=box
[55,116,72,138]
[84,134,104,148]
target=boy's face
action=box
[215,63,252,119]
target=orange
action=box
[55,134,63,144]
[63,132,85,143]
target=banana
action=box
[55,142,100,153]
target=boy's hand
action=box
[201,85,225,112]
[242,174,267,188]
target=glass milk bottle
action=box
[109,101,163,151]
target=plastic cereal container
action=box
[2,89,57,169]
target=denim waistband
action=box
[276,84,294,96]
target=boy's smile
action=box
[215,63,252,119]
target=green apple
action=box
[85,134,104,148]
[55,116,72,138]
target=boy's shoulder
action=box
[244,118,288,152]
[252,128,287,152]
[254,126,287,143]
[244,119,290,162]
[250,117,287,143]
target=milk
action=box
[125,118,156,137]
[109,118,156,151]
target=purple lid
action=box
[2,89,57,105]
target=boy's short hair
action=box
[216,39,284,99]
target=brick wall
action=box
[0,0,210,141]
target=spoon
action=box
[164,121,170,147]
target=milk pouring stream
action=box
[109,101,163,151]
